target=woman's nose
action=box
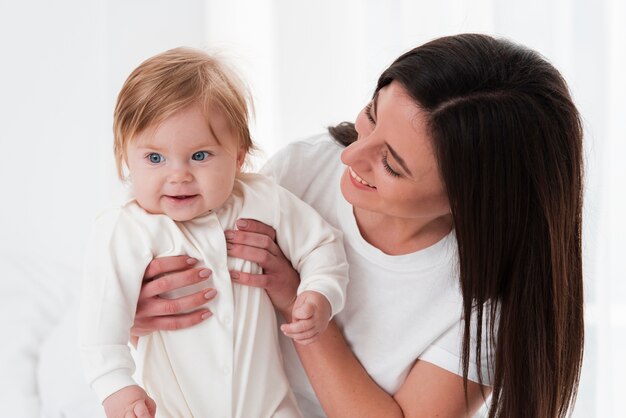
[340,134,376,168]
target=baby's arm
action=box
[284,290,332,345]
[80,209,154,405]
[272,186,349,321]
[103,385,156,418]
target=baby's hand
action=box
[102,385,157,418]
[281,290,331,345]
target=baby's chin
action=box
[134,203,206,222]
[163,207,214,222]
[135,194,226,221]
[170,213,210,222]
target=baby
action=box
[80,48,348,418]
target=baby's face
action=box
[126,104,243,221]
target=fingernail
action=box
[201,311,213,320]
[204,289,217,299]
[224,231,234,240]
[236,219,248,228]
[186,257,198,265]
[230,272,239,280]
[199,269,212,278]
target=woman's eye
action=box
[364,102,376,124]
[191,151,210,161]
[147,153,164,164]
[382,152,400,178]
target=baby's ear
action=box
[236,146,246,170]
[120,160,131,182]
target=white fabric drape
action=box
[0,1,622,416]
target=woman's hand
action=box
[131,256,216,338]
[225,219,300,317]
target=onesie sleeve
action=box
[273,186,349,317]
[79,209,153,402]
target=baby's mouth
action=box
[165,194,199,201]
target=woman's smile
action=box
[347,166,376,189]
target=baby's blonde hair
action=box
[113,47,254,179]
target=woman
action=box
[133,34,584,417]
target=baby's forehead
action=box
[128,103,240,150]
[130,123,236,151]
[131,131,218,148]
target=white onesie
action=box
[80,173,348,418]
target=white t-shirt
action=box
[263,134,493,418]
[80,173,348,418]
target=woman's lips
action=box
[348,166,376,189]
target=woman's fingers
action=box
[226,242,280,269]
[225,218,300,315]
[143,255,198,280]
[225,229,281,256]
[134,256,213,336]
[137,288,217,318]
[235,218,276,241]
[132,309,211,334]
[139,268,211,299]
[230,271,270,288]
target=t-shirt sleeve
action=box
[420,311,495,386]
[260,133,343,201]
[79,209,153,401]
[259,141,300,186]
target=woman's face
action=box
[340,81,450,221]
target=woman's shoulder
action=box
[261,132,344,203]
[281,132,344,154]
[262,133,343,179]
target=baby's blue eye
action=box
[192,151,210,161]
[147,153,164,164]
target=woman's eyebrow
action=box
[385,142,413,176]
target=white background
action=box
[0,0,624,416]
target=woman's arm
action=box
[227,219,491,418]
[286,320,489,418]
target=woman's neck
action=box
[353,207,453,255]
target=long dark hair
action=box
[330,34,584,417]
